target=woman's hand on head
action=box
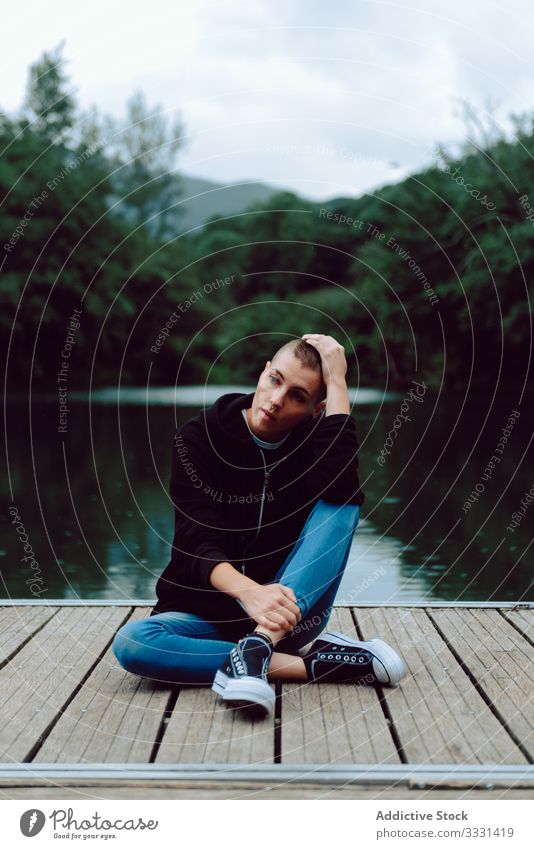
[301,333,347,386]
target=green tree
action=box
[105,90,185,241]
[22,42,76,142]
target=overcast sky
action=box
[3,0,534,200]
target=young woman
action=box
[113,334,405,717]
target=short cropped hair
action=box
[271,339,327,402]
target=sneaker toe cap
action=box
[371,642,406,685]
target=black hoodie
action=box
[153,392,364,620]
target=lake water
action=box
[2,387,532,603]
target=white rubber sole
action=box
[212,670,275,718]
[318,631,406,686]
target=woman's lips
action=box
[260,408,276,421]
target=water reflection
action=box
[1,388,532,602]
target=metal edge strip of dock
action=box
[0,763,533,786]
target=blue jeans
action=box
[113,500,360,685]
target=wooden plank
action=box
[34,608,170,763]
[502,608,534,643]
[0,606,58,667]
[354,607,527,765]
[156,686,275,764]
[429,608,534,760]
[281,609,399,764]
[0,606,129,762]
[2,604,528,771]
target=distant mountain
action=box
[318,195,357,209]
[107,172,289,239]
[178,174,283,232]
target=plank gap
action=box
[0,608,59,672]
[149,687,180,763]
[351,607,409,765]
[24,607,133,763]
[426,609,534,765]
[499,609,534,649]
[274,681,282,765]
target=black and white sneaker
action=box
[303,630,405,686]
[212,633,275,718]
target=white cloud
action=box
[2,0,534,199]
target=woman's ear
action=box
[312,401,326,418]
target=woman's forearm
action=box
[209,561,259,600]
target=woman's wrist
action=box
[325,377,350,415]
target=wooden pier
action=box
[0,602,532,799]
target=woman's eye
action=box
[269,375,279,384]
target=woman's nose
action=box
[270,388,285,408]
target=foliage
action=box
[22,42,76,141]
[1,49,533,392]
[104,89,186,241]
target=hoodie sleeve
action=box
[303,413,365,506]
[168,420,236,590]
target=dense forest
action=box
[2,45,533,394]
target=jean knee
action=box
[317,500,359,536]
[112,620,150,674]
[342,503,360,533]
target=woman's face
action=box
[247,350,324,441]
